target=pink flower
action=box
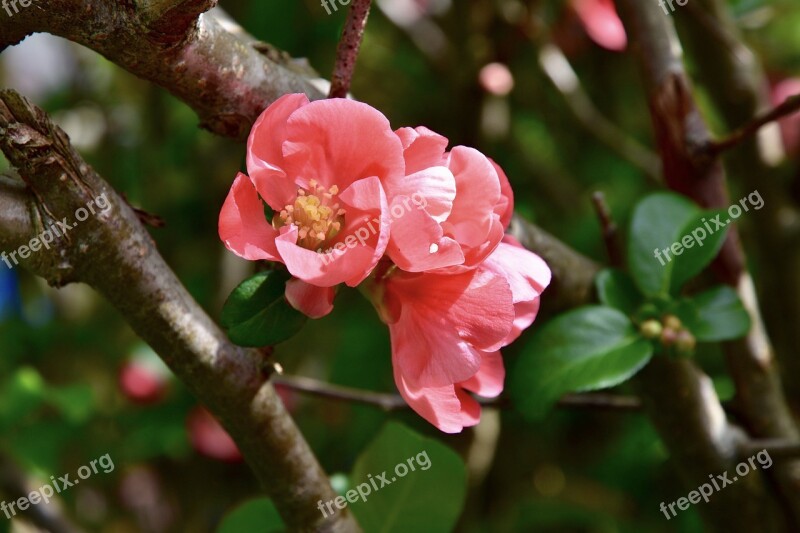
[370,238,551,432]
[382,127,514,273]
[219,94,404,317]
[572,0,627,52]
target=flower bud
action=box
[640,319,663,339]
[663,315,682,331]
[660,327,678,346]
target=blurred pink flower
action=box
[479,63,515,96]
[571,0,627,51]
[383,126,513,273]
[771,78,800,156]
[219,94,403,317]
[370,238,551,432]
[119,362,168,405]
[187,407,243,463]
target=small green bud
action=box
[640,319,663,339]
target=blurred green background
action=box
[1,0,798,531]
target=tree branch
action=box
[0,1,324,141]
[615,1,793,529]
[0,175,34,254]
[0,90,359,533]
[136,0,218,43]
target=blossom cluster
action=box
[219,94,551,432]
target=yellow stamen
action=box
[275,180,346,249]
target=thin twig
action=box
[591,191,623,268]
[329,0,373,98]
[274,375,406,411]
[273,375,641,412]
[708,94,800,155]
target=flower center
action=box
[276,179,345,250]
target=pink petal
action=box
[395,126,449,174]
[460,351,505,398]
[247,93,309,174]
[386,198,465,272]
[393,365,481,433]
[282,99,405,191]
[219,173,280,261]
[285,279,335,319]
[484,238,552,345]
[444,147,502,248]
[385,268,514,387]
[491,159,515,230]
[573,0,627,52]
[384,166,456,223]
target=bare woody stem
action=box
[329,0,373,98]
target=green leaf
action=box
[628,192,699,296]
[669,210,729,293]
[216,498,285,533]
[349,422,466,533]
[675,286,751,342]
[511,306,653,419]
[595,269,642,315]
[221,270,307,347]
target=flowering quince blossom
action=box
[219,94,403,318]
[218,94,552,433]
